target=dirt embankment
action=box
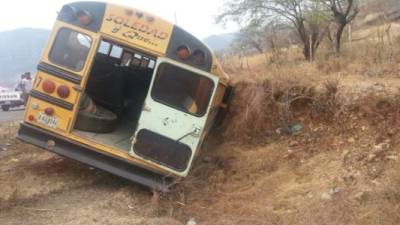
[2,75,400,225]
[171,75,400,225]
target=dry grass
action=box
[217,18,400,145]
[174,18,400,224]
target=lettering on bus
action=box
[105,14,170,47]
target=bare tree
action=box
[322,0,359,54]
[216,0,330,61]
[235,24,266,54]
[264,20,295,63]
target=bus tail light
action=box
[28,115,35,122]
[176,45,190,60]
[77,10,93,26]
[42,80,56,94]
[44,107,55,116]
[192,50,205,65]
[60,5,78,21]
[59,5,93,26]
[57,85,70,99]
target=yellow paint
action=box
[23,2,230,179]
[210,53,230,84]
[22,20,166,175]
[216,83,228,107]
[25,98,74,132]
[24,97,171,175]
[24,98,170,175]
[32,21,101,134]
[41,21,99,77]
[100,4,173,55]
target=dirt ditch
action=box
[1,77,400,225]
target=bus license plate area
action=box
[37,113,59,129]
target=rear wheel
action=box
[1,105,10,111]
[74,94,118,133]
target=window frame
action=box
[48,27,93,72]
[95,39,157,70]
[150,62,215,117]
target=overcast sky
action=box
[0,0,237,38]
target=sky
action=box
[0,0,237,39]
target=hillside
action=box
[0,28,50,85]
[203,33,236,52]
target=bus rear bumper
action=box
[17,123,173,192]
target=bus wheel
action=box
[1,105,10,111]
[75,105,118,133]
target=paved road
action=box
[0,107,25,123]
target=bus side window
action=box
[131,54,142,67]
[110,45,123,59]
[121,52,132,66]
[140,57,150,68]
[49,28,92,71]
[98,41,111,55]
[148,60,155,69]
[151,63,214,116]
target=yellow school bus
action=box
[17,2,232,191]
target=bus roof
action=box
[57,1,229,82]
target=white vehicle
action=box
[0,91,25,111]
[0,87,10,92]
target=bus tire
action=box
[1,105,10,111]
[74,105,118,133]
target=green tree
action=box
[217,0,330,61]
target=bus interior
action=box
[73,40,156,151]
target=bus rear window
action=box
[151,63,214,116]
[49,28,92,71]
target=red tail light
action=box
[42,80,56,94]
[176,45,190,60]
[192,50,205,65]
[28,115,35,122]
[77,10,93,26]
[57,85,70,99]
[59,5,93,26]
[44,107,54,116]
[60,5,78,22]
